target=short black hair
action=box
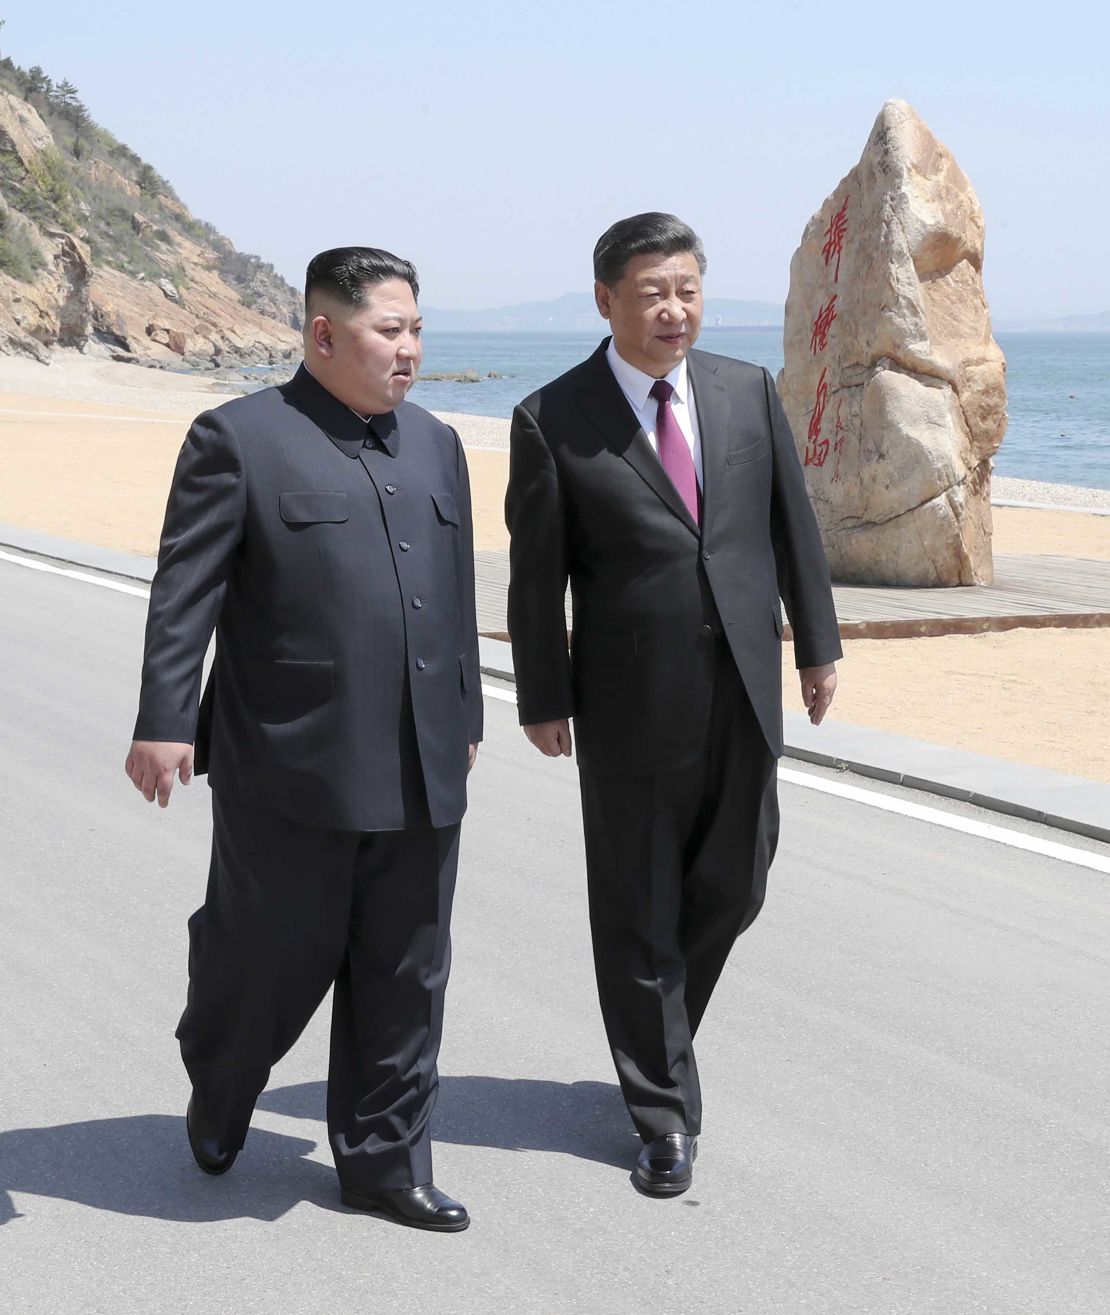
[304,246,419,310]
[593,212,707,287]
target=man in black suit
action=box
[125,247,482,1232]
[505,214,841,1197]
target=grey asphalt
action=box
[7,522,1108,844]
[1,554,1108,1315]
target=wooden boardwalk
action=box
[475,552,1110,641]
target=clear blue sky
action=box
[3,1,1107,318]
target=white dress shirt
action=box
[605,338,703,489]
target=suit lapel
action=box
[687,350,730,534]
[576,343,700,538]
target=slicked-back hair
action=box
[305,246,419,313]
[593,213,707,287]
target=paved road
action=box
[1,554,1108,1314]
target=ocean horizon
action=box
[407,328,1110,492]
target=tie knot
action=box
[650,379,675,404]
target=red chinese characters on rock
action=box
[804,195,850,474]
[821,196,849,284]
[810,294,838,356]
[804,367,830,468]
[831,400,846,482]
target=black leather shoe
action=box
[186,1096,237,1176]
[340,1183,470,1232]
[634,1133,697,1196]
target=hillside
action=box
[0,50,300,367]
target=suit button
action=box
[700,624,714,635]
[412,596,423,609]
[702,549,711,560]
[415,657,426,670]
[399,541,411,551]
[385,483,397,495]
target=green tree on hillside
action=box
[52,78,79,119]
[71,101,93,158]
[136,162,162,196]
[21,64,51,102]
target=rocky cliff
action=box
[0,56,301,367]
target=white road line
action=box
[472,678,1110,874]
[778,767,1110,875]
[3,545,1107,872]
[0,548,151,597]
[481,684,518,704]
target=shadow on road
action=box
[0,1115,333,1226]
[1,1076,633,1223]
[258,1074,634,1168]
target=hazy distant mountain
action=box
[994,310,1110,332]
[422,290,784,332]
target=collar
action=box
[605,338,690,412]
[284,363,400,457]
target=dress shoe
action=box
[186,1096,237,1175]
[634,1133,697,1196]
[340,1183,470,1232]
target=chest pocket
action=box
[431,491,459,526]
[279,491,350,524]
[725,440,767,467]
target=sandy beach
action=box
[2,352,1108,784]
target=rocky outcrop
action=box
[0,90,53,172]
[86,228,299,366]
[0,73,301,368]
[779,100,1007,586]
[46,227,92,345]
[88,158,139,198]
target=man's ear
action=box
[310,314,334,356]
[594,280,612,321]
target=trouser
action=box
[176,789,461,1191]
[579,639,779,1143]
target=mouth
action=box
[392,367,413,380]
[657,332,685,346]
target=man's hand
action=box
[799,664,837,726]
[125,741,194,807]
[468,743,479,772]
[524,719,573,758]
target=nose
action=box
[658,294,685,323]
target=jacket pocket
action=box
[432,491,460,526]
[458,653,469,695]
[258,658,334,709]
[726,440,768,467]
[279,491,349,523]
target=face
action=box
[307,278,424,415]
[595,250,703,377]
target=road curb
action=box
[2,528,1106,848]
[478,637,1110,847]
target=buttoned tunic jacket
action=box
[134,365,483,832]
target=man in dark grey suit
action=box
[505,214,842,1197]
[125,247,481,1232]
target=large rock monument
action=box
[779,100,1007,585]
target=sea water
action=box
[408,329,1110,491]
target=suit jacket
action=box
[134,365,483,831]
[505,339,841,777]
